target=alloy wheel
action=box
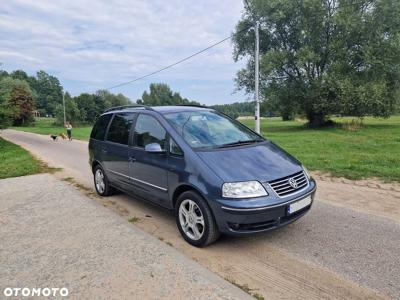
[178,199,205,240]
[95,169,105,194]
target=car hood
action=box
[196,141,302,183]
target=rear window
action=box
[90,114,112,140]
[106,113,135,145]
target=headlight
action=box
[302,165,311,179]
[222,181,268,198]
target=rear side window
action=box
[91,114,112,140]
[134,114,166,150]
[106,113,135,145]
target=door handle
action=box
[129,156,136,162]
[101,149,108,154]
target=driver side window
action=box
[134,114,166,150]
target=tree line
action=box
[56,90,130,125]
[136,83,255,118]
[211,101,256,119]
[0,71,254,129]
[0,69,131,127]
[0,70,254,128]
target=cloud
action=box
[0,0,247,104]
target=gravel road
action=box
[0,174,253,299]
[2,129,399,299]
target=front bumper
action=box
[209,179,317,235]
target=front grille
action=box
[268,171,308,197]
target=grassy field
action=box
[13,118,92,141]
[242,116,400,182]
[10,115,400,182]
[0,137,58,179]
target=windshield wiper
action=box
[217,139,264,148]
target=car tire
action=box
[93,165,114,196]
[175,191,220,247]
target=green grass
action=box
[128,216,140,224]
[241,115,400,182]
[12,117,92,141]
[0,137,59,179]
[11,116,400,182]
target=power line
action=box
[105,26,250,91]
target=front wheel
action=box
[175,191,220,247]
[93,165,114,196]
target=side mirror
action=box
[144,143,165,153]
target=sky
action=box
[0,0,250,105]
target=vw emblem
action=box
[288,177,298,188]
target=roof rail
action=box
[104,104,154,113]
[180,104,210,109]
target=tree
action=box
[95,90,131,109]
[0,77,35,127]
[10,70,29,82]
[233,0,400,126]
[31,70,63,116]
[0,70,9,81]
[9,86,35,126]
[75,93,98,123]
[139,83,201,106]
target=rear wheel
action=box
[93,165,114,196]
[175,191,220,247]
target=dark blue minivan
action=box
[89,105,316,247]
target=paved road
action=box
[2,129,400,299]
[0,174,252,299]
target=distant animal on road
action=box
[50,133,68,141]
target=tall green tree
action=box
[95,90,131,108]
[0,70,8,81]
[233,0,400,126]
[138,83,201,106]
[31,70,62,116]
[74,93,98,123]
[10,70,29,82]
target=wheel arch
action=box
[172,184,207,209]
[91,160,104,174]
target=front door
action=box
[129,113,170,207]
[103,112,135,190]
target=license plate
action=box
[288,196,312,214]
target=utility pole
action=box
[62,91,66,125]
[254,20,260,134]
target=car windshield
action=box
[164,111,263,149]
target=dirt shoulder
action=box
[312,171,400,223]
